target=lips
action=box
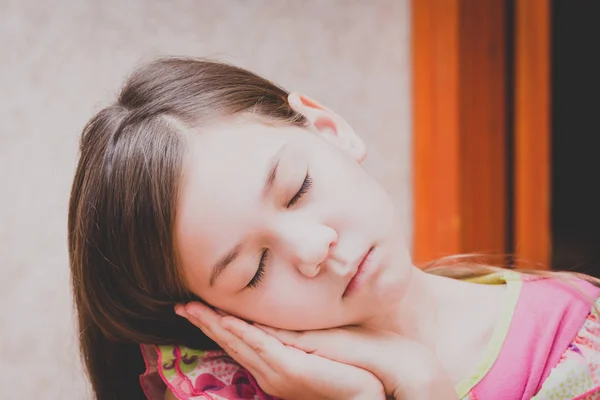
[342,246,374,297]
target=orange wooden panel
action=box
[459,0,507,255]
[412,0,507,264]
[514,0,551,268]
[412,0,462,263]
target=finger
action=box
[180,303,242,348]
[220,316,301,372]
[178,303,272,378]
[254,324,320,354]
[257,325,361,360]
[256,325,389,374]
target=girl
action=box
[69,57,600,400]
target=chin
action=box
[369,259,409,311]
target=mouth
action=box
[342,246,375,297]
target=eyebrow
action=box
[209,144,287,287]
[263,152,281,199]
[209,242,244,287]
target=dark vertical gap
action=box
[504,0,515,266]
[551,0,599,275]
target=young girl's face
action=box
[175,112,412,331]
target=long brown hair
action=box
[68,57,306,399]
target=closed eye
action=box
[287,173,312,208]
[247,249,268,289]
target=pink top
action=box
[462,273,600,399]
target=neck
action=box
[363,267,441,346]
[365,265,500,348]
[362,265,507,383]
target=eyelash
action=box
[247,249,268,289]
[287,173,312,208]
[246,173,312,289]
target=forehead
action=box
[174,122,297,286]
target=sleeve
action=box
[139,344,278,400]
[531,297,600,399]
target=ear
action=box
[288,92,366,163]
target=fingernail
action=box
[175,309,186,318]
[173,304,187,317]
[185,305,205,320]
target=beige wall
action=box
[0,1,411,397]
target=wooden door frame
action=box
[412,0,551,268]
[513,0,551,268]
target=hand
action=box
[177,302,385,400]
[257,324,458,400]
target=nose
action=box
[273,218,337,278]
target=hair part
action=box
[69,57,306,399]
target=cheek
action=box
[325,169,395,234]
[236,281,341,330]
